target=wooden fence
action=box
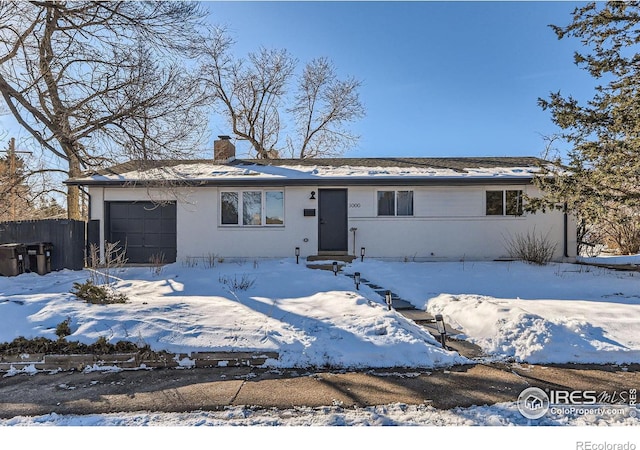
[0,219,85,271]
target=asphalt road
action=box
[0,362,638,418]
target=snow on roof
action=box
[65,157,547,186]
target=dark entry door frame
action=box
[318,189,348,253]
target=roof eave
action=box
[65,176,535,188]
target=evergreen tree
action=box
[535,1,640,254]
[0,145,33,221]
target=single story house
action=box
[65,137,577,264]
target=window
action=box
[221,192,239,224]
[243,191,262,225]
[506,190,523,216]
[265,191,284,224]
[377,190,414,216]
[397,191,414,216]
[486,190,523,216]
[221,190,284,226]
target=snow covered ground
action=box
[2,257,639,368]
[1,257,639,435]
[345,259,640,365]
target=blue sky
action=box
[206,1,594,159]
[0,1,595,161]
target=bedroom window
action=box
[486,190,523,216]
[377,190,414,216]
[221,190,284,226]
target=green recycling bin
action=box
[0,243,27,277]
[26,242,53,275]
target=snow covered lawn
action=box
[346,259,640,365]
[0,259,463,370]
[2,259,640,431]
[1,257,639,369]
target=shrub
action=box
[71,280,128,304]
[55,318,72,340]
[219,274,256,291]
[0,336,153,356]
[87,241,128,285]
[149,252,165,276]
[505,229,557,265]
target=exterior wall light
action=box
[354,272,361,290]
[295,247,300,264]
[360,247,365,262]
[332,261,338,276]
[385,290,392,310]
[310,191,316,200]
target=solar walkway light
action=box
[435,314,447,349]
[354,272,361,290]
[332,261,338,276]
[295,247,300,264]
[385,290,392,310]
[360,247,366,262]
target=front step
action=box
[306,254,356,263]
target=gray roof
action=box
[244,156,544,170]
[65,156,546,187]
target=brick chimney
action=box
[214,135,235,161]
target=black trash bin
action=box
[26,242,53,275]
[0,243,28,277]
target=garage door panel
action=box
[143,219,162,234]
[161,220,176,233]
[126,220,144,233]
[160,206,176,219]
[127,204,149,219]
[110,232,129,245]
[110,218,130,233]
[125,234,144,247]
[143,234,165,247]
[141,206,162,219]
[126,248,146,263]
[109,203,130,217]
[107,202,176,264]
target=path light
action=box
[435,314,447,349]
[360,247,365,262]
[385,290,392,310]
[295,247,300,264]
[354,272,361,290]
[332,261,338,276]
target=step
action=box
[306,255,356,263]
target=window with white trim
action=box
[377,190,414,216]
[221,190,284,226]
[486,190,523,216]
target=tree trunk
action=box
[67,154,81,220]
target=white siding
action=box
[89,183,576,263]
[418,188,484,217]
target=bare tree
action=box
[290,57,365,159]
[202,29,364,159]
[0,2,210,219]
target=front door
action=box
[318,189,348,253]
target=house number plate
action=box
[349,203,361,208]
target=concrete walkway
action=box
[343,272,485,359]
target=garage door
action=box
[106,201,177,264]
